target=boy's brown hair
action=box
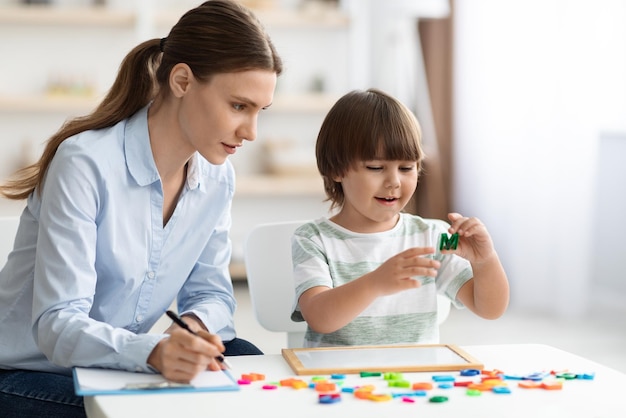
[316,88,424,210]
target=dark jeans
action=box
[0,370,85,418]
[0,337,262,418]
[223,336,263,356]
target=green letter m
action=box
[439,233,459,250]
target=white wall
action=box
[453,0,626,316]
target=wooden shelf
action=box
[256,8,350,29]
[0,5,347,30]
[236,174,324,197]
[0,94,100,113]
[271,93,339,113]
[229,262,247,281]
[0,93,335,114]
[0,5,135,28]
[155,7,349,30]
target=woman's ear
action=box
[169,63,194,98]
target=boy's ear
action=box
[169,63,194,98]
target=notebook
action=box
[73,367,239,396]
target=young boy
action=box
[291,88,509,347]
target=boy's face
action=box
[332,160,418,233]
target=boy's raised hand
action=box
[445,212,496,264]
[370,246,440,296]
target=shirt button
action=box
[136,315,144,322]
[147,271,155,279]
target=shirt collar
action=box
[125,106,159,187]
[124,105,201,191]
[185,153,201,190]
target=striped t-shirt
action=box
[291,213,473,347]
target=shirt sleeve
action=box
[177,198,237,341]
[290,223,333,322]
[32,146,165,373]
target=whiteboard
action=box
[282,344,483,375]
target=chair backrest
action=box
[0,216,20,266]
[244,220,308,348]
[243,220,451,349]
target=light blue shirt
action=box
[0,106,237,374]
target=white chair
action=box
[0,216,20,266]
[244,221,308,348]
[243,220,451,349]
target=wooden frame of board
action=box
[281,344,483,375]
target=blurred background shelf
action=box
[155,7,349,29]
[229,262,247,281]
[0,0,348,278]
[236,175,323,197]
[0,93,338,113]
[0,4,348,29]
[0,5,135,27]
[0,94,100,113]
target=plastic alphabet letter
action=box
[440,233,459,250]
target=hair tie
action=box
[159,37,167,52]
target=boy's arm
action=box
[456,253,509,319]
[298,247,440,334]
[298,280,379,334]
[444,212,509,320]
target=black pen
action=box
[165,310,232,369]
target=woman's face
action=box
[178,69,277,165]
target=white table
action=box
[85,344,624,418]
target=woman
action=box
[0,1,282,416]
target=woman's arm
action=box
[32,144,163,372]
[175,205,237,339]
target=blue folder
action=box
[73,367,240,396]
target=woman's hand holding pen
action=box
[163,312,206,335]
[147,318,226,383]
